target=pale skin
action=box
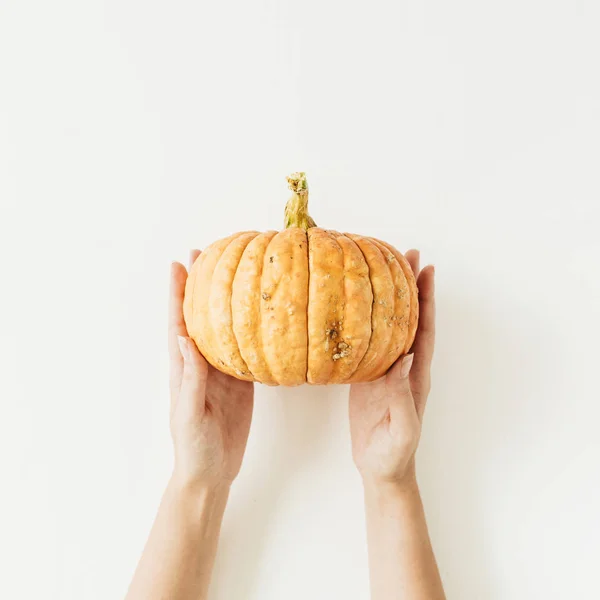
[351,250,445,600]
[126,249,444,600]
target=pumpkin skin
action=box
[183,176,419,386]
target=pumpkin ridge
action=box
[259,233,282,383]
[367,240,395,380]
[334,232,373,383]
[188,234,240,373]
[368,237,410,374]
[232,231,279,384]
[206,232,258,378]
[306,228,346,384]
[375,239,419,353]
[260,228,309,385]
[329,231,347,382]
[344,235,395,382]
[227,233,260,380]
[341,234,374,382]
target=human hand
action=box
[349,250,435,489]
[169,250,254,490]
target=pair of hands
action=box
[169,249,435,493]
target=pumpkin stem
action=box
[284,172,317,230]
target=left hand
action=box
[168,250,254,490]
[349,249,436,489]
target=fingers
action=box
[386,353,417,430]
[405,249,420,278]
[174,336,209,418]
[410,265,435,419]
[189,249,201,271]
[388,352,414,383]
[413,265,435,362]
[170,251,200,392]
[169,262,189,403]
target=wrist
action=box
[362,467,419,500]
[363,476,422,520]
[168,472,231,510]
[157,472,231,554]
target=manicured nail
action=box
[177,335,190,361]
[399,353,414,379]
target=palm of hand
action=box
[350,376,421,484]
[169,251,254,488]
[171,366,253,485]
[349,250,435,486]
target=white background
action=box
[1,1,599,598]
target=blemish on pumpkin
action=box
[269,256,274,263]
[325,327,340,352]
[262,293,271,300]
[387,253,395,263]
[332,342,351,361]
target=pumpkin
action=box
[183,173,418,386]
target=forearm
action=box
[364,473,445,600]
[126,476,230,600]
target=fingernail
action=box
[399,353,414,379]
[177,335,190,361]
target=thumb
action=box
[386,354,416,426]
[175,336,209,417]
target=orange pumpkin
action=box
[184,173,418,385]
